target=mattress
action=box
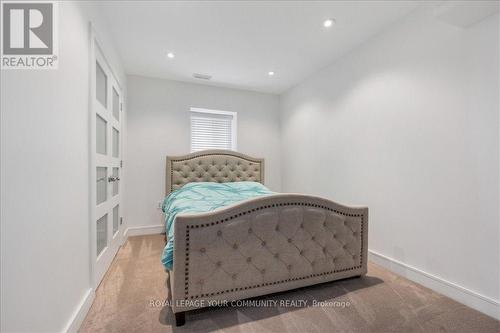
[161,181,274,269]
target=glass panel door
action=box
[112,128,119,158]
[93,43,123,288]
[113,205,119,236]
[96,62,107,107]
[96,214,108,256]
[96,115,107,155]
[96,167,107,205]
[112,167,119,196]
[112,88,120,121]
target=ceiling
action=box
[97,1,420,94]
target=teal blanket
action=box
[161,181,274,270]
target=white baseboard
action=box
[62,224,164,332]
[124,224,164,237]
[63,288,95,333]
[368,250,500,320]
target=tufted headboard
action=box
[166,150,265,195]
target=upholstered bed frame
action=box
[165,150,368,326]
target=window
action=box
[190,108,237,152]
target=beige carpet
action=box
[79,234,499,333]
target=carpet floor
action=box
[79,234,499,333]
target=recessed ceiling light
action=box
[323,19,335,28]
[268,71,275,76]
[167,52,175,59]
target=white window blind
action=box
[190,108,237,152]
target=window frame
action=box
[190,107,238,152]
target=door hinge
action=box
[120,103,123,111]
[120,160,123,167]
[120,217,123,225]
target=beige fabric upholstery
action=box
[171,194,368,313]
[165,150,368,315]
[166,150,264,195]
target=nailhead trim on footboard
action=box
[183,202,364,299]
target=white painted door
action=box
[92,44,123,286]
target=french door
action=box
[91,40,123,287]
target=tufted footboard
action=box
[170,194,368,324]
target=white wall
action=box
[1,2,497,331]
[0,2,125,332]
[280,8,499,317]
[126,75,281,230]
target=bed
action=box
[163,150,368,326]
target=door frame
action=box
[88,23,125,289]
